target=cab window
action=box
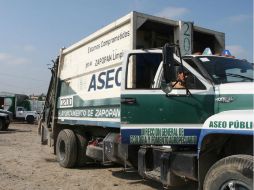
[17,107,24,111]
[126,53,162,89]
[163,62,206,90]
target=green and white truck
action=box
[39,12,253,190]
[0,93,38,124]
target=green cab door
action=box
[120,50,215,145]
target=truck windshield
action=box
[197,56,253,84]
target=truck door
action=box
[16,107,25,118]
[121,50,214,145]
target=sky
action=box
[0,0,253,95]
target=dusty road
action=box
[0,123,197,190]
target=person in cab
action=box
[172,69,186,88]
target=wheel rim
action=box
[59,140,66,161]
[220,180,250,190]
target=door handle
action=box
[121,98,137,104]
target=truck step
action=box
[86,145,111,163]
[139,146,197,186]
[86,145,104,162]
[145,167,161,182]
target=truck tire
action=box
[26,115,35,124]
[203,155,253,190]
[75,132,91,166]
[0,119,4,131]
[56,129,77,168]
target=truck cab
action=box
[120,46,253,189]
[16,106,38,124]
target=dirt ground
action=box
[0,123,197,190]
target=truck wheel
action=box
[0,119,4,131]
[75,132,91,166]
[26,115,35,124]
[203,155,253,190]
[56,129,77,168]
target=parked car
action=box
[0,109,13,130]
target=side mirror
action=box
[162,44,175,94]
[161,80,173,94]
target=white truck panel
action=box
[59,22,131,103]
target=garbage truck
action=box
[0,93,38,123]
[39,12,253,189]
